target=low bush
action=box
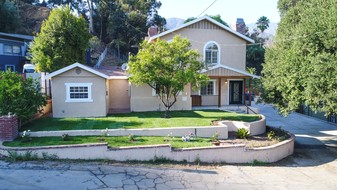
[236,128,250,139]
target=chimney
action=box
[148,26,158,37]
[236,18,248,35]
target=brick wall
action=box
[0,114,19,141]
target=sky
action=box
[158,0,281,24]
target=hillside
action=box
[17,3,50,35]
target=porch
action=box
[192,65,257,108]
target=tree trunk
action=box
[163,107,171,118]
[88,0,95,34]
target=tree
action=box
[0,0,20,33]
[256,16,270,33]
[29,6,91,72]
[261,0,337,116]
[0,71,47,123]
[184,15,229,27]
[246,19,269,76]
[128,36,209,118]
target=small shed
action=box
[46,63,110,118]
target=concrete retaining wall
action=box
[219,115,266,135]
[0,133,295,163]
[27,126,229,139]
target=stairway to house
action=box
[101,48,128,67]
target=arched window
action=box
[204,42,220,66]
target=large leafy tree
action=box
[256,16,270,33]
[261,0,337,115]
[0,71,47,123]
[0,0,20,33]
[128,36,209,118]
[29,6,91,72]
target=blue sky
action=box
[158,0,280,24]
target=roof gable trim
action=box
[149,16,254,43]
[45,63,109,79]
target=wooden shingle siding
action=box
[204,67,246,77]
[187,20,221,30]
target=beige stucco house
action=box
[46,16,257,118]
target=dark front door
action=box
[229,81,243,104]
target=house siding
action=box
[51,68,107,118]
[159,20,247,71]
[130,84,192,112]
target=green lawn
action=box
[3,136,212,149]
[21,110,261,131]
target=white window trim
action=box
[5,64,15,72]
[199,79,217,96]
[203,41,220,66]
[65,83,93,103]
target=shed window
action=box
[200,80,216,95]
[65,83,93,102]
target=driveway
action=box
[254,103,337,147]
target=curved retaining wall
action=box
[219,115,266,135]
[26,126,229,139]
[0,133,294,163]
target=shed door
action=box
[109,79,130,112]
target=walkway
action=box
[254,103,337,147]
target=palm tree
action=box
[256,16,270,33]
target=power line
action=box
[198,0,218,17]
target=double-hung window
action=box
[200,80,216,95]
[65,83,93,102]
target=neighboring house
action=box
[0,32,34,73]
[46,16,257,118]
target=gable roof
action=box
[45,62,109,79]
[149,16,254,43]
[201,64,260,78]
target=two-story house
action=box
[45,16,257,118]
[0,32,34,73]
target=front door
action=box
[229,81,243,104]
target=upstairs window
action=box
[4,45,21,55]
[204,42,219,66]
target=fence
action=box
[94,47,107,69]
[296,104,337,124]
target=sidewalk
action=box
[253,103,337,147]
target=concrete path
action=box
[254,103,337,147]
[1,147,337,190]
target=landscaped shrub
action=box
[236,128,250,139]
